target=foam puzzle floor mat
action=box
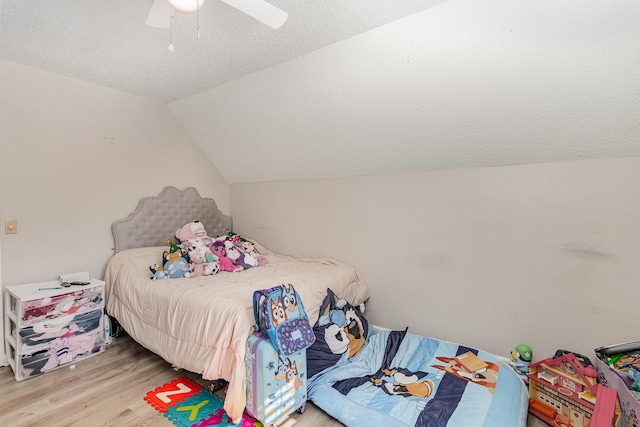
[144,376,262,427]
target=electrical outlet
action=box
[4,219,17,234]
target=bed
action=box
[104,186,370,423]
[306,289,529,427]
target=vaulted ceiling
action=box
[2,0,640,183]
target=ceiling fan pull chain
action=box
[168,15,175,51]
[197,4,201,39]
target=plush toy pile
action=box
[175,221,221,278]
[149,221,266,280]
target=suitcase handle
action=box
[252,290,264,330]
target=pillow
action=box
[307,288,372,379]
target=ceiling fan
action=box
[145,0,288,30]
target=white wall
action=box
[231,156,640,362]
[0,236,4,366]
[0,59,229,286]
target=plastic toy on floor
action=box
[628,365,640,392]
[510,343,532,383]
[528,351,620,427]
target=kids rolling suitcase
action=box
[245,330,307,424]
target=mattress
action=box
[104,241,369,423]
[308,328,529,427]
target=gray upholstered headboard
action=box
[111,186,232,253]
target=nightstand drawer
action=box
[15,329,105,380]
[15,309,103,353]
[15,287,103,326]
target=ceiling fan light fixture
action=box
[166,0,204,14]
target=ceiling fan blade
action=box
[146,0,175,29]
[221,0,288,29]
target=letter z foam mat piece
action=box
[144,376,261,426]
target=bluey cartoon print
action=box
[270,296,288,326]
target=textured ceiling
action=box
[0,0,447,103]
[2,0,640,184]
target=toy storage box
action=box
[4,279,106,381]
[595,342,640,427]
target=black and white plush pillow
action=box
[307,288,372,379]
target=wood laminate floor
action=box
[0,335,546,427]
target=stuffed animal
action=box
[237,251,259,270]
[244,239,266,261]
[157,237,190,279]
[227,240,260,270]
[224,240,243,263]
[212,240,243,272]
[175,221,220,277]
[149,263,168,280]
[510,344,532,383]
[166,238,190,263]
[176,221,215,247]
[162,250,189,278]
[223,236,266,270]
[183,238,220,277]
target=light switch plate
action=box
[4,219,17,234]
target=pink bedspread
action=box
[105,241,369,422]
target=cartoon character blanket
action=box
[308,328,528,427]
